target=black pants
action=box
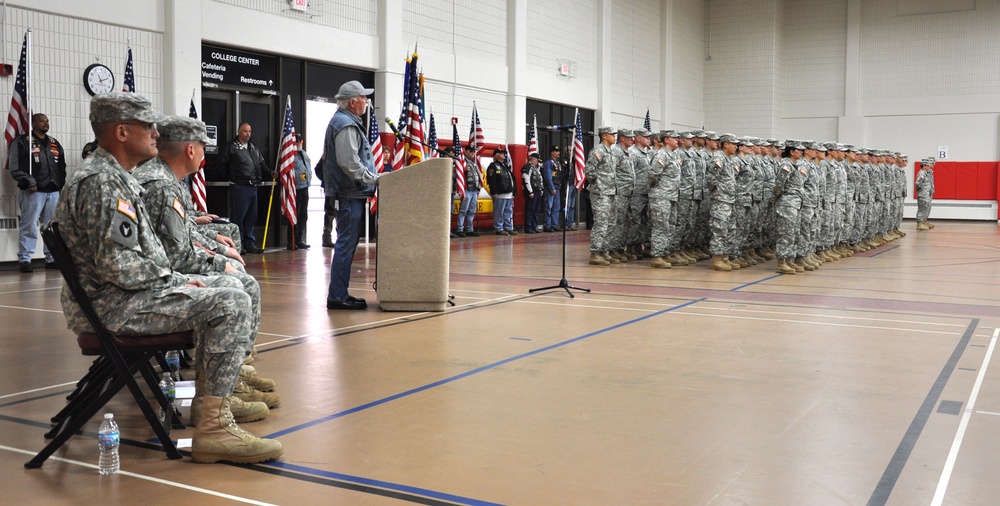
[287,187,309,246]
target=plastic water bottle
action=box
[98,413,120,475]
[158,372,176,432]
[164,350,181,381]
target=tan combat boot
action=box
[603,251,620,264]
[651,256,672,269]
[668,252,689,266]
[926,221,935,229]
[590,252,610,266]
[776,258,796,275]
[239,365,275,392]
[233,380,281,408]
[711,255,732,271]
[191,396,283,464]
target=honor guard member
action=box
[542,144,562,231]
[521,152,544,233]
[55,92,282,464]
[133,116,279,420]
[9,113,66,272]
[585,127,617,265]
[915,157,936,230]
[457,144,482,236]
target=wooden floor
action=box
[2,218,1000,505]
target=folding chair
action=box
[25,221,194,469]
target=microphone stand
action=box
[529,126,590,298]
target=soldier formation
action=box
[585,129,916,274]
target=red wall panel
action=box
[933,161,957,199]
[977,162,997,200]
[954,163,978,199]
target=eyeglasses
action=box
[122,121,157,132]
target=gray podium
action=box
[376,157,452,311]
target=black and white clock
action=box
[83,63,115,96]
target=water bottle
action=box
[164,350,181,381]
[98,413,120,475]
[158,372,176,432]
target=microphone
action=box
[384,117,403,140]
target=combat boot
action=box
[603,251,620,264]
[916,221,929,231]
[589,252,610,266]
[612,250,629,263]
[191,396,283,464]
[233,380,281,408]
[697,247,712,260]
[735,255,750,268]
[680,249,699,263]
[776,258,796,275]
[710,255,732,271]
[926,221,935,229]
[239,365,275,392]
[651,256,672,269]
[726,257,741,270]
[668,253,689,266]
[791,258,806,272]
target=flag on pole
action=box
[527,115,539,158]
[122,47,135,92]
[188,95,207,212]
[4,32,29,164]
[427,113,439,159]
[572,108,586,191]
[277,96,298,226]
[643,108,651,132]
[369,105,385,173]
[391,53,412,172]
[469,103,488,193]
[405,65,424,165]
[452,119,466,199]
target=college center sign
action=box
[201,45,278,91]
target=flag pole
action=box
[25,29,31,182]
[261,96,291,251]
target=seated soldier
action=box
[53,92,281,464]
[133,116,279,423]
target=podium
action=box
[376,158,452,311]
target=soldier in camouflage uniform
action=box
[53,93,282,465]
[648,132,681,268]
[915,157,936,230]
[585,127,617,265]
[732,138,755,267]
[610,129,636,261]
[628,128,652,257]
[675,131,700,263]
[772,140,806,274]
[133,116,279,419]
[707,134,739,271]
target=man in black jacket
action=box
[218,122,269,253]
[486,148,517,235]
[8,113,65,272]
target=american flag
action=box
[369,105,385,172]
[122,47,135,92]
[527,115,538,158]
[277,96,298,226]
[572,108,586,190]
[643,108,651,132]
[188,97,207,212]
[405,68,424,165]
[452,119,465,199]
[469,103,488,193]
[4,32,29,164]
[427,113,438,159]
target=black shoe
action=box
[496,230,508,236]
[244,246,264,254]
[346,295,368,308]
[296,243,311,249]
[450,231,459,238]
[327,298,367,310]
[45,261,59,270]
[456,231,466,237]
[18,261,32,273]
[543,228,554,233]
[466,230,479,237]
[322,239,334,248]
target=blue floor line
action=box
[267,461,505,506]
[731,274,781,291]
[266,297,707,441]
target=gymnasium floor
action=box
[2,218,1000,505]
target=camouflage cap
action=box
[663,129,678,138]
[679,131,695,139]
[705,131,720,141]
[823,141,838,151]
[719,133,738,144]
[692,129,707,138]
[921,157,936,166]
[736,136,752,146]
[786,139,806,150]
[89,92,165,124]
[650,131,664,141]
[617,128,635,138]
[597,126,615,135]
[634,127,651,137]
[157,115,209,143]
[812,142,828,152]
[766,138,779,146]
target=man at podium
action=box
[323,80,381,310]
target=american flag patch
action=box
[117,199,136,221]
[172,198,185,219]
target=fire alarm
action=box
[0,64,13,76]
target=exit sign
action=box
[290,0,308,12]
